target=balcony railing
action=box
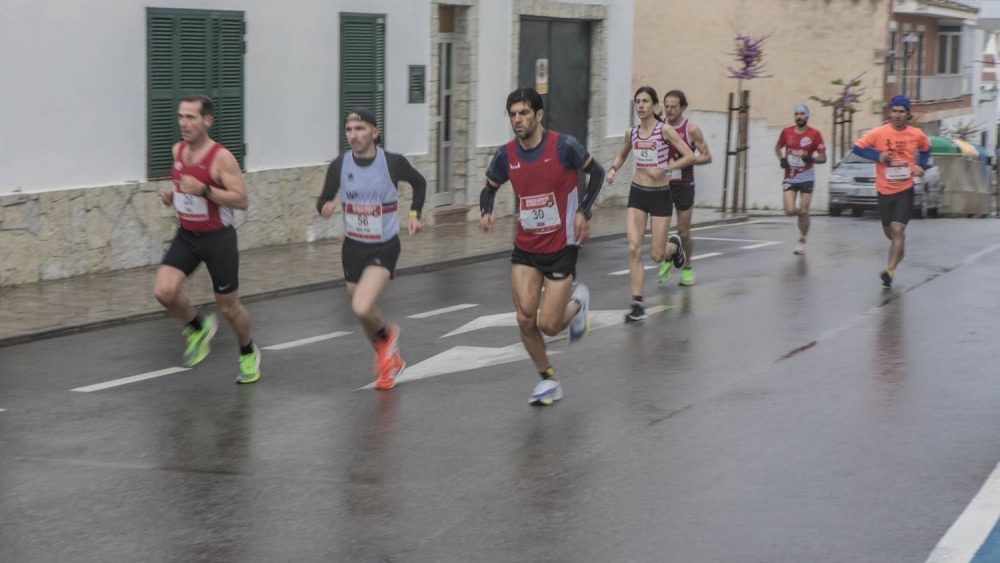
[897,73,972,102]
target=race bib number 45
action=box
[634,140,659,168]
[345,202,383,240]
[519,193,562,234]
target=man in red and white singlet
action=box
[479,88,605,405]
[154,95,260,384]
[775,104,827,255]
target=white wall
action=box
[0,0,431,194]
[475,0,633,147]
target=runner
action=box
[606,86,695,321]
[316,108,426,390]
[775,104,827,254]
[660,89,713,285]
[851,95,930,287]
[154,94,261,384]
[479,87,604,405]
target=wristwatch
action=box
[201,184,212,198]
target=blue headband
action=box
[890,95,911,111]
[794,104,810,117]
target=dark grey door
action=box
[518,18,591,148]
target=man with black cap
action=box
[317,109,426,389]
[852,95,931,288]
[775,104,826,254]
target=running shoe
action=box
[236,344,261,384]
[624,301,647,322]
[373,323,400,370]
[530,378,563,405]
[794,240,806,255]
[680,267,695,286]
[569,283,590,343]
[657,261,673,284]
[374,351,404,390]
[880,269,894,288]
[182,313,217,367]
[669,234,686,268]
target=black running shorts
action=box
[782,181,815,194]
[342,236,401,283]
[511,245,578,281]
[670,183,695,212]
[162,226,240,294]
[878,188,914,227]
[627,183,673,217]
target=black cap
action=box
[344,108,378,128]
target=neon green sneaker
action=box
[680,267,695,286]
[657,261,673,284]
[182,314,217,367]
[236,344,261,384]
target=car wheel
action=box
[851,207,864,217]
[829,205,843,217]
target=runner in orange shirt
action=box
[851,95,931,288]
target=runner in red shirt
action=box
[775,104,827,254]
[480,88,605,405]
[155,95,260,384]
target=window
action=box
[937,31,961,74]
[340,14,386,152]
[888,30,897,75]
[146,8,245,178]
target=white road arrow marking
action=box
[407,304,479,319]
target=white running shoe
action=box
[568,283,590,343]
[793,240,806,255]
[530,379,563,405]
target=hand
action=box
[913,165,925,177]
[479,213,495,232]
[779,157,789,170]
[606,167,617,185]
[159,190,174,206]
[178,174,205,195]
[407,216,422,236]
[879,152,892,165]
[574,212,591,245]
[320,200,337,218]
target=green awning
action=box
[928,135,960,155]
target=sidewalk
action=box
[0,206,748,345]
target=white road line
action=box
[407,304,479,319]
[262,331,352,351]
[695,236,778,243]
[925,460,1000,563]
[691,252,723,260]
[740,242,782,250]
[72,367,190,393]
[0,409,6,413]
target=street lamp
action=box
[902,32,920,100]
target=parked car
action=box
[827,151,941,218]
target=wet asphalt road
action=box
[2,216,1000,562]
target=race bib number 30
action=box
[886,161,911,182]
[634,140,659,168]
[345,202,383,240]
[519,193,562,234]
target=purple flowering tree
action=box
[722,33,769,212]
[810,75,866,161]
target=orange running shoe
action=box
[373,351,405,390]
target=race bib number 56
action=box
[345,202,383,240]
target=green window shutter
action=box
[146,8,244,178]
[340,14,386,152]
[408,65,425,104]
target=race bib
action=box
[886,161,911,182]
[173,190,209,221]
[634,140,659,168]
[668,166,682,181]
[787,154,805,168]
[344,202,383,240]
[519,193,562,234]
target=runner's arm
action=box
[208,149,248,210]
[662,125,695,171]
[688,123,712,166]
[387,153,427,219]
[851,146,881,162]
[480,178,501,215]
[316,158,343,215]
[577,156,605,219]
[480,147,508,216]
[607,130,633,175]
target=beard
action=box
[795,118,808,128]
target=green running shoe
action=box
[182,314,217,367]
[680,267,695,286]
[657,261,673,284]
[236,344,261,384]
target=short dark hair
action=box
[633,86,659,105]
[506,88,544,112]
[664,90,688,108]
[179,94,215,117]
